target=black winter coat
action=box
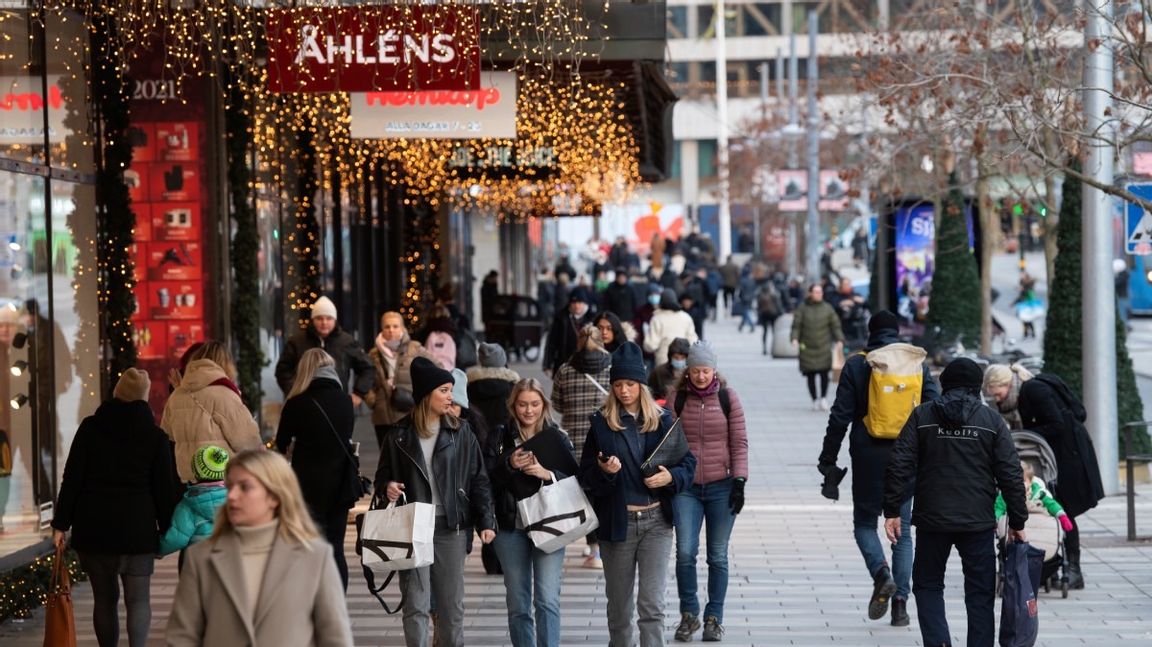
[542,310,596,374]
[1017,375,1105,518]
[884,389,1029,533]
[275,325,375,398]
[487,422,578,530]
[53,400,179,555]
[820,328,940,509]
[374,416,496,532]
[275,378,357,513]
[602,282,638,321]
[465,366,520,432]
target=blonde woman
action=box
[982,363,1035,430]
[162,340,262,484]
[166,450,353,646]
[367,311,435,446]
[578,341,696,647]
[275,348,358,590]
[374,356,496,647]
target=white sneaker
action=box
[820,398,829,411]
[812,400,820,411]
[582,545,592,557]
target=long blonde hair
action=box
[602,381,664,433]
[191,340,237,382]
[506,378,557,438]
[983,363,1034,391]
[211,450,318,545]
[287,348,334,400]
[413,396,460,439]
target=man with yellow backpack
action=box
[818,310,940,628]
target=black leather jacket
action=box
[373,416,496,532]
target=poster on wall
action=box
[893,201,976,323]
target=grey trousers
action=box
[399,518,469,647]
[599,510,675,647]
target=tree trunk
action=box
[977,157,994,354]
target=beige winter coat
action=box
[644,309,699,366]
[162,359,262,483]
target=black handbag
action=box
[312,400,371,504]
[640,418,687,478]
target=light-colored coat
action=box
[162,360,262,483]
[643,309,698,365]
[166,531,352,647]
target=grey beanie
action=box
[478,342,507,368]
[687,340,717,369]
[450,368,469,409]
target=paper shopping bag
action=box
[517,476,599,554]
[359,500,436,574]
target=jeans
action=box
[913,529,996,647]
[399,517,469,647]
[600,510,674,647]
[853,498,913,598]
[492,529,565,646]
[673,479,736,622]
[78,552,153,647]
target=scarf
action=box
[312,364,342,386]
[687,376,720,399]
[209,376,242,398]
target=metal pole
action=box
[1083,0,1119,495]
[775,49,785,120]
[716,0,732,260]
[805,11,821,284]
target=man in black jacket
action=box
[818,310,939,626]
[542,286,596,375]
[883,358,1028,647]
[275,296,375,405]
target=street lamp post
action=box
[804,11,821,284]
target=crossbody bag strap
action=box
[310,399,358,469]
[583,372,608,396]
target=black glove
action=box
[729,478,745,514]
[819,463,848,501]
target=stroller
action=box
[997,430,1069,599]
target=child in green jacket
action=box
[996,460,1073,532]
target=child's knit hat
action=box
[193,445,229,482]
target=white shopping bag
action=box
[359,499,436,574]
[517,476,599,554]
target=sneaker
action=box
[868,566,897,620]
[702,616,724,642]
[890,597,909,627]
[812,400,820,411]
[582,545,592,557]
[582,552,603,569]
[674,612,701,642]
[819,397,829,411]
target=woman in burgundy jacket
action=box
[667,340,749,642]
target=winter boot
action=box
[890,597,909,627]
[1065,545,1084,589]
[868,565,897,620]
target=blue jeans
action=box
[492,529,565,647]
[673,478,736,622]
[853,498,913,598]
[913,529,996,647]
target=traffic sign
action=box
[1126,183,1152,254]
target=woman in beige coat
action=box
[366,311,434,447]
[166,449,352,646]
[162,341,263,483]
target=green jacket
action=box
[995,479,1065,520]
[790,299,844,374]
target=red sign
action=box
[266,6,481,93]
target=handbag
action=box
[311,399,371,504]
[999,541,1044,647]
[640,418,687,478]
[517,476,599,553]
[43,544,76,647]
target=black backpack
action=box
[673,387,731,419]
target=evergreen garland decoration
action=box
[1042,161,1148,456]
[286,111,321,331]
[926,171,981,345]
[91,10,137,385]
[225,73,265,412]
[0,548,85,624]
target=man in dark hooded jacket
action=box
[883,358,1028,647]
[818,310,939,627]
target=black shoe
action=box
[890,597,909,627]
[868,566,897,620]
[1066,565,1085,590]
[702,616,724,642]
[675,612,701,642]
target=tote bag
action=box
[359,498,436,574]
[43,545,76,647]
[517,476,599,554]
[999,541,1044,647]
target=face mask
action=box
[384,338,402,350]
[648,294,661,306]
[670,359,687,370]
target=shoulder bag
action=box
[311,399,371,504]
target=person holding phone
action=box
[488,378,578,646]
[578,341,696,647]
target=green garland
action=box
[0,548,85,624]
[91,10,137,385]
[286,111,321,331]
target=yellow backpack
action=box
[862,343,927,440]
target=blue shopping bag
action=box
[999,541,1044,647]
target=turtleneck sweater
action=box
[233,519,279,617]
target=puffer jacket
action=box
[159,483,226,555]
[367,338,435,426]
[550,349,611,455]
[373,416,496,532]
[465,366,521,431]
[644,308,698,366]
[162,359,263,483]
[669,379,749,485]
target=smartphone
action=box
[598,453,610,464]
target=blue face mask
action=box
[648,294,661,306]
[670,359,687,370]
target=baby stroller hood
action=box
[1013,429,1059,490]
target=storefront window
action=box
[0,9,46,166]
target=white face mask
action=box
[670,359,687,371]
[648,294,661,306]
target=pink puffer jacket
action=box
[670,383,749,485]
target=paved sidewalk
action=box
[3,318,1151,645]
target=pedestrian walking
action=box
[275,348,359,590]
[275,295,375,405]
[981,363,1034,430]
[578,341,697,647]
[542,286,597,376]
[790,284,844,410]
[52,369,178,647]
[644,288,698,367]
[166,450,353,646]
[648,337,690,403]
[162,341,263,485]
[818,310,939,626]
[883,358,1029,647]
[374,357,497,647]
[734,268,757,333]
[718,256,740,313]
[603,268,639,321]
[667,341,748,643]
[466,342,522,435]
[488,378,579,647]
[368,311,436,447]
[595,311,638,353]
[159,446,229,557]
[755,279,783,356]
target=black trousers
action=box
[315,505,351,591]
[913,529,996,647]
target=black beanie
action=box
[411,356,455,404]
[940,358,984,392]
[868,310,901,334]
[610,341,648,383]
